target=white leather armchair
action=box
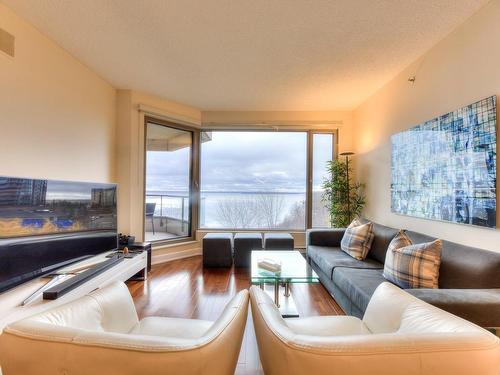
[0,282,249,375]
[250,282,499,375]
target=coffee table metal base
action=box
[259,281,298,318]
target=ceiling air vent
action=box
[0,28,15,57]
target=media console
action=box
[0,250,147,331]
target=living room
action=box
[0,1,499,374]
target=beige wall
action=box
[0,3,116,183]
[354,0,500,252]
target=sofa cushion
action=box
[359,218,399,264]
[383,235,442,289]
[340,219,374,260]
[308,246,383,279]
[332,267,386,313]
[406,288,500,328]
[306,228,345,247]
[406,231,500,289]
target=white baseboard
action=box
[152,248,202,265]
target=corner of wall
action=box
[350,1,500,252]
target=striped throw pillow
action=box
[384,230,412,270]
[340,219,374,260]
[383,231,442,289]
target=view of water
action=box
[145,191,307,229]
[200,191,306,228]
[144,131,333,232]
[145,190,329,229]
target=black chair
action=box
[203,233,233,267]
[145,203,156,235]
[264,233,294,250]
[234,233,262,267]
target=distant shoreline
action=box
[146,190,311,196]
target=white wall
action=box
[354,0,500,252]
[0,3,116,183]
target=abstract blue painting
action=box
[391,96,497,228]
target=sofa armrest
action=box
[306,228,345,248]
[405,288,500,328]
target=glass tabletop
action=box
[251,250,319,284]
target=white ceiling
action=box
[4,0,489,111]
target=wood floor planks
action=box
[127,255,344,374]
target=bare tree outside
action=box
[255,193,285,229]
[313,191,330,227]
[215,197,258,228]
[280,200,306,229]
[215,193,303,229]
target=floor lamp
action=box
[339,152,355,223]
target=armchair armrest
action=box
[306,228,346,248]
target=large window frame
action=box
[143,116,200,245]
[143,122,337,243]
[307,130,337,228]
[199,128,337,232]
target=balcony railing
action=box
[145,193,189,239]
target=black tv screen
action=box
[0,176,118,293]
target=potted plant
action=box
[322,154,365,228]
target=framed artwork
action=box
[391,96,497,228]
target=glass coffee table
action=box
[251,250,319,317]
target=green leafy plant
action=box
[322,159,365,228]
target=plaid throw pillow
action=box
[383,231,442,289]
[340,219,374,260]
[384,230,412,270]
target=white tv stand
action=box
[0,251,147,332]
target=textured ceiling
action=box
[3,0,489,110]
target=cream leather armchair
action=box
[0,282,249,375]
[250,282,499,375]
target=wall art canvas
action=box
[391,96,497,228]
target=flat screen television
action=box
[0,176,118,294]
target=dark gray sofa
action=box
[306,219,500,328]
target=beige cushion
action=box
[340,218,374,260]
[383,231,442,288]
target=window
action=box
[144,120,196,242]
[200,131,307,230]
[200,130,335,230]
[311,133,334,227]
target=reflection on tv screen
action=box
[0,177,117,238]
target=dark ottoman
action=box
[234,233,263,267]
[203,233,233,267]
[264,233,294,250]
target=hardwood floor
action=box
[127,255,344,375]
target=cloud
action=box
[200,132,307,192]
[145,131,333,193]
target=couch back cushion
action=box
[406,231,500,289]
[340,219,375,260]
[359,218,399,264]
